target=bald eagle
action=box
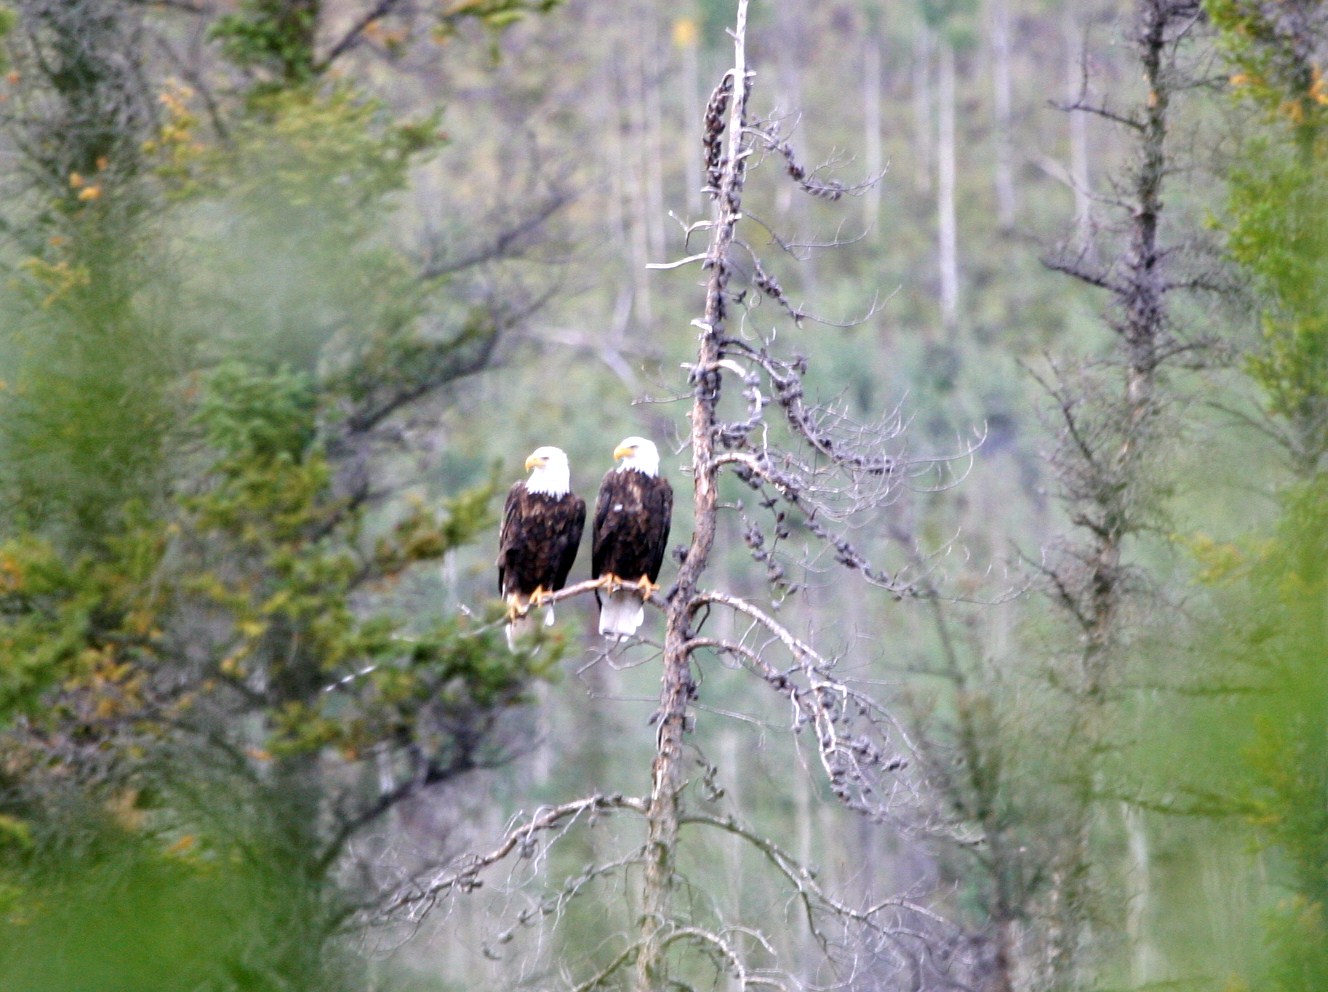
[593,437,673,639]
[498,446,586,649]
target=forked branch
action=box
[386,793,646,916]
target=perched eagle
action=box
[497,446,586,649]
[592,436,673,639]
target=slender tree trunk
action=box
[605,63,633,343]
[913,21,934,194]
[679,20,703,217]
[609,3,654,328]
[1044,4,1186,986]
[772,0,803,219]
[639,13,667,264]
[635,3,751,988]
[1124,802,1158,986]
[989,0,1017,231]
[937,36,960,336]
[635,634,691,992]
[625,89,654,326]
[1122,0,1169,434]
[1064,10,1095,255]
[933,597,1019,992]
[794,756,816,976]
[863,32,884,228]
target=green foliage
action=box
[0,0,188,542]
[0,216,184,547]
[431,0,565,44]
[1221,138,1328,460]
[0,4,13,73]
[180,358,539,763]
[1232,497,1328,990]
[210,0,564,87]
[1238,480,1328,876]
[0,345,542,928]
[1263,896,1328,992]
[0,60,543,969]
[196,361,317,465]
[0,536,89,718]
[1208,21,1328,962]
[917,0,978,45]
[210,0,320,87]
[0,0,578,984]
[1147,474,1328,990]
[1,840,251,991]
[1210,0,1328,476]
[1206,84,1328,992]
[1206,0,1328,139]
[0,797,367,992]
[0,512,170,727]
[222,86,438,218]
[164,86,446,376]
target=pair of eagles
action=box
[497,438,673,645]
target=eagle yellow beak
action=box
[525,453,544,471]
[613,443,635,461]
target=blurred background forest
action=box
[0,0,1325,990]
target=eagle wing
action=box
[591,475,613,580]
[554,495,587,590]
[644,476,673,582]
[497,480,526,597]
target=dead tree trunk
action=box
[937,35,961,336]
[913,21,934,194]
[863,31,884,227]
[1064,9,1096,257]
[634,4,751,989]
[1041,2,1203,986]
[988,0,1016,231]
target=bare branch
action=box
[385,794,646,916]
[317,0,409,71]
[681,812,953,932]
[418,191,571,280]
[645,252,710,271]
[689,589,911,814]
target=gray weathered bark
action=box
[989,0,1017,231]
[1041,2,1201,986]
[634,3,751,988]
[937,36,960,334]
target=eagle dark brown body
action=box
[592,436,673,639]
[497,446,585,647]
[498,485,586,606]
[591,469,672,590]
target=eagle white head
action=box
[524,446,572,496]
[613,436,660,477]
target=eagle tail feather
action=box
[599,590,644,639]
[501,594,539,656]
[506,612,538,650]
[505,592,549,650]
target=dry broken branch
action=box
[385,793,646,917]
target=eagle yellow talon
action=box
[529,586,551,608]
